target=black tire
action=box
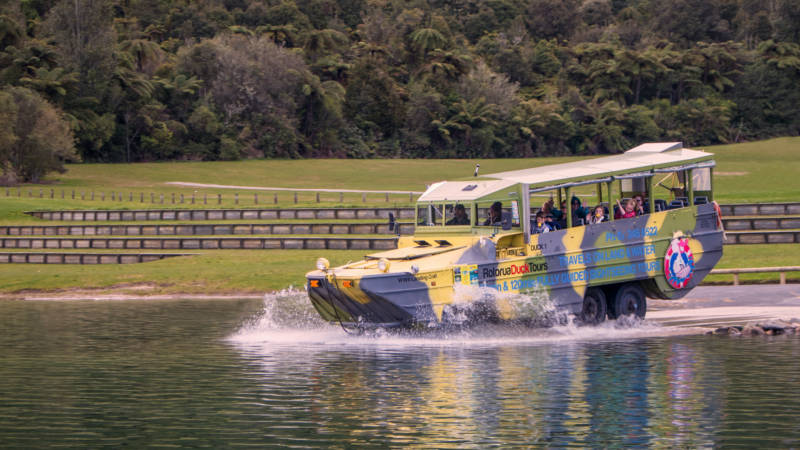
[580,287,608,324]
[610,283,647,319]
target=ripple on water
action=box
[1,293,799,447]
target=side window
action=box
[477,201,514,227]
[445,204,470,225]
[417,205,429,225]
[417,204,443,226]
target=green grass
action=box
[2,137,797,215]
[0,244,796,295]
[0,137,797,295]
[704,243,800,284]
[0,250,366,295]
[704,137,800,204]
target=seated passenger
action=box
[545,213,558,230]
[532,211,551,233]
[446,204,470,225]
[586,205,605,224]
[571,196,589,219]
[633,194,646,216]
[483,201,503,225]
[550,199,566,222]
[615,198,637,219]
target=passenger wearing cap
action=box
[446,204,470,225]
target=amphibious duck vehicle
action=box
[306,142,724,328]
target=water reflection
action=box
[0,294,799,447]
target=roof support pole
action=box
[708,167,714,202]
[686,169,694,207]
[557,188,563,212]
[647,175,655,214]
[596,183,603,205]
[607,180,614,221]
[521,183,530,244]
[565,186,573,228]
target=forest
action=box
[0,0,799,182]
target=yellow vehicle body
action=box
[306,143,724,328]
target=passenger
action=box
[571,196,589,225]
[551,199,566,222]
[532,210,551,233]
[446,204,470,225]
[483,201,503,225]
[586,205,605,224]
[633,194,646,216]
[541,198,555,217]
[615,198,637,219]
[545,213,558,230]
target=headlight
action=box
[377,258,390,273]
[316,257,330,271]
[410,264,419,274]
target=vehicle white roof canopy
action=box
[417,179,517,202]
[416,143,715,202]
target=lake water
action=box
[1,290,799,447]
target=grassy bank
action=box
[0,250,365,296]
[3,137,798,213]
[0,137,797,296]
[0,245,796,296]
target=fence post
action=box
[385,192,389,202]
[180,193,184,204]
[362,193,366,203]
[101,192,105,201]
[129,192,133,202]
[316,192,320,203]
[294,192,298,204]
[218,194,221,205]
[51,189,54,199]
[235,193,239,205]
[60,190,63,199]
[274,193,278,204]
[204,194,207,205]
[409,192,413,202]
[254,193,258,205]
[111,192,115,201]
[151,193,154,203]
[733,273,740,285]
[780,272,787,284]
[140,192,144,203]
[171,193,175,204]
[72,190,75,199]
[39,189,43,198]
[191,193,195,204]
[160,194,164,204]
[81,192,85,200]
[91,191,94,201]
[340,192,343,202]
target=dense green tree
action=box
[2,0,799,171]
[0,86,77,183]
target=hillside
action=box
[0,0,799,185]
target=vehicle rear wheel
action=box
[580,287,607,324]
[610,283,646,319]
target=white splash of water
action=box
[229,286,675,350]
